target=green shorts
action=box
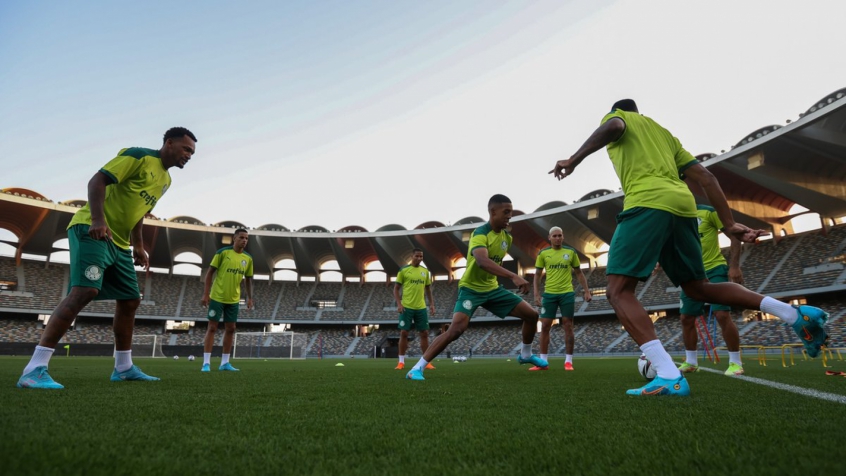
[453,286,524,318]
[680,265,731,315]
[606,207,706,287]
[398,308,429,331]
[540,292,575,319]
[208,299,240,323]
[68,224,140,301]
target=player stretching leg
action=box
[201,228,254,372]
[17,127,197,389]
[551,99,828,396]
[406,195,547,381]
[532,226,591,371]
[677,205,746,376]
[393,249,436,371]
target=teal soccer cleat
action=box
[110,365,160,382]
[517,354,548,368]
[406,368,425,381]
[626,375,690,397]
[17,366,64,389]
[201,363,210,372]
[791,305,829,358]
[219,363,239,372]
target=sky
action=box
[2,0,845,232]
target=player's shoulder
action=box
[118,147,160,160]
[561,245,577,253]
[472,223,492,237]
[215,246,234,254]
[241,251,254,260]
[399,264,410,272]
[538,246,552,255]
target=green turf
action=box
[2,356,845,476]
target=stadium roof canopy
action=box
[2,88,846,279]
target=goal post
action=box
[233,331,307,359]
[128,334,167,358]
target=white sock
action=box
[412,358,428,371]
[729,351,742,365]
[23,345,55,375]
[221,354,230,365]
[521,343,532,359]
[685,350,698,366]
[760,296,798,325]
[565,354,573,364]
[640,340,681,380]
[399,355,405,364]
[203,353,211,365]
[540,354,548,361]
[115,350,133,372]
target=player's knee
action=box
[680,314,696,328]
[119,298,141,312]
[399,330,409,338]
[681,283,707,302]
[715,312,733,328]
[68,287,98,308]
[540,321,552,333]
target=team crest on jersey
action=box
[463,300,472,310]
[500,241,508,250]
[420,271,426,277]
[162,184,169,195]
[84,265,101,281]
[697,218,703,226]
[241,260,247,267]
[564,254,570,260]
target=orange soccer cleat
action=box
[425,363,436,370]
[528,365,548,371]
[564,362,574,371]
[394,362,405,370]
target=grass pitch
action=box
[2,355,845,476]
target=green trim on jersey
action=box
[459,223,511,293]
[535,246,580,294]
[209,247,254,304]
[696,204,727,271]
[602,110,698,218]
[396,264,432,310]
[67,147,171,250]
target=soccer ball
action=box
[187,355,195,361]
[637,354,656,380]
[173,355,179,360]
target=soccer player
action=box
[677,205,746,376]
[550,99,828,396]
[201,228,254,372]
[393,248,436,370]
[406,194,547,381]
[17,127,197,389]
[531,226,592,371]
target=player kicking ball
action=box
[201,228,254,372]
[406,194,547,381]
[551,99,828,396]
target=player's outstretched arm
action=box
[683,163,768,243]
[472,248,529,293]
[550,118,625,180]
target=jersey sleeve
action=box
[209,251,222,269]
[672,137,698,173]
[100,152,144,185]
[570,252,581,268]
[535,252,544,269]
[468,232,488,253]
[396,270,404,285]
[710,209,724,232]
[601,111,626,142]
[426,270,432,286]
[246,257,254,277]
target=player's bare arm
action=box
[87,171,113,241]
[728,235,744,284]
[130,219,149,270]
[550,117,626,180]
[574,268,591,302]
[683,163,768,243]
[393,283,404,314]
[201,266,217,307]
[472,248,529,294]
[245,276,254,310]
[533,268,543,306]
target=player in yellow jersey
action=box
[551,99,828,396]
[532,226,591,371]
[393,248,436,370]
[677,204,745,376]
[201,229,254,372]
[406,194,547,381]
[17,127,197,389]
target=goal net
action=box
[233,331,307,359]
[130,334,167,358]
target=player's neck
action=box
[552,245,562,250]
[233,247,244,253]
[489,221,504,233]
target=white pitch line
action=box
[697,367,846,405]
